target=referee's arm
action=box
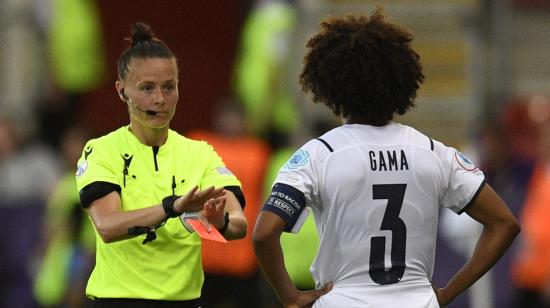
[86,186,225,243]
[219,189,247,240]
[86,191,166,243]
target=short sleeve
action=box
[272,140,323,217]
[75,139,120,192]
[439,145,486,214]
[199,142,241,189]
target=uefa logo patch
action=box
[455,151,478,171]
[76,161,88,177]
[284,149,310,170]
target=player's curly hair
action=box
[299,8,424,125]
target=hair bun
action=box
[130,22,155,46]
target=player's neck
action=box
[343,116,389,126]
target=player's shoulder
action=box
[282,133,336,171]
[407,126,465,166]
[308,125,349,153]
[395,124,455,159]
[302,129,340,156]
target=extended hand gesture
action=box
[173,186,225,214]
[200,196,227,232]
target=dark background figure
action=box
[0,116,61,308]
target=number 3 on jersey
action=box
[369,184,407,285]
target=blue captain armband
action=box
[262,183,306,232]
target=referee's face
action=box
[121,57,179,129]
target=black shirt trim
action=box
[224,186,246,209]
[152,146,159,171]
[80,181,121,208]
[316,138,334,152]
[458,179,486,215]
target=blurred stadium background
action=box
[1,0,550,307]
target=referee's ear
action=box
[115,81,126,102]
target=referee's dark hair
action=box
[117,22,176,81]
[299,7,425,126]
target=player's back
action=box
[308,123,450,307]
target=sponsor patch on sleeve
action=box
[455,151,478,171]
[284,149,310,170]
[278,173,301,185]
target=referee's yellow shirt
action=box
[75,126,241,300]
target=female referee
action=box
[75,22,247,308]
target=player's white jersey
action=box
[273,123,485,307]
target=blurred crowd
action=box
[1,0,550,308]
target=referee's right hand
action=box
[173,186,226,214]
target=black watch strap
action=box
[219,212,230,234]
[162,195,181,218]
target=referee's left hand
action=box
[201,197,226,232]
[174,186,225,214]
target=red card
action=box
[185,219,228,243]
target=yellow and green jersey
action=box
[75,126,241,300]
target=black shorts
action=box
[91,298,202,308]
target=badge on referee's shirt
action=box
[76,161,88,177]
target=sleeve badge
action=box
[455,151,478,171]
[76,161,88,177]
[284,149,310,170]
